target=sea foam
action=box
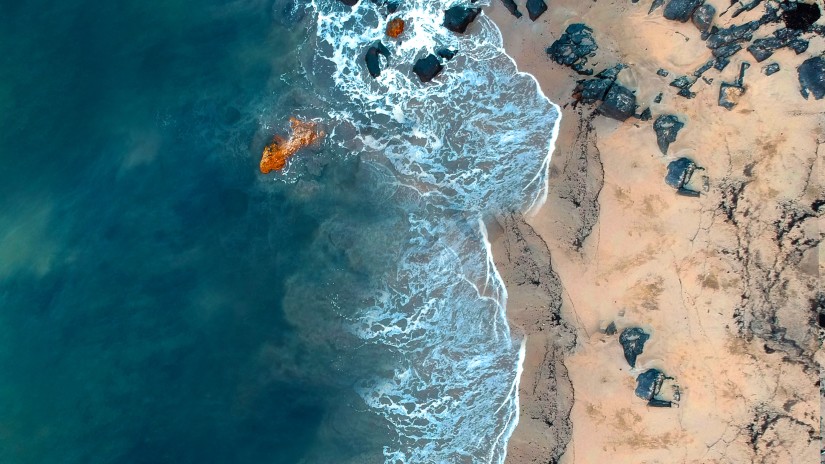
[302,0,561,461]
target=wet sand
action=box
[487,1,824,462]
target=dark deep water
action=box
[0,1,395,462]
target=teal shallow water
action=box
[0,1,396,462]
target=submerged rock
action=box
[692,3,715,34]
[443,6,481,33]
[364,41,390,78]
[436,48,457,61]
[260,118,325,173]
[663,0,704,22]
[600,84,636,121]
[526,0,547,21]
[653,114,684,155]
[619,327,650,368]
[499,0,522,18]
[547,24,598,75]
[798,56,825,100]
[338,0,359,6]
[413,54,443,82]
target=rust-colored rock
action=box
[260,118,324,174]
[386,18,405,38]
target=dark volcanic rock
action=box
[526,0,547,21]
[619,327,650,368]
[605,321,618,336]
[657,68,669,77]
[499,0,522,18]
[654,92,663,103]
[649,0,665,14]
[706,21,759,49]
[748,28,808,62]
[666,157,702,197]
[763,62,780,76]
[693,59,714,77]
[663,0,704,22]
[653,114,684,155]
[364,42,390,78]
[436,48,456,61]
[546,24,598,75]
[638,107,652,121]
[338,0,359,6]
[692,3,715,33]
[412,54,443,82]
[719,62,749,110]
[443,6,481,33]
[670,75,695,89]
[577,78,613,104]
[798,56,825,100]
[599,84,636,121]
[635,369,665,401]
[782,2,820,30]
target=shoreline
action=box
[487,0,823,462]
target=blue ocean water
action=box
[0,0,559,462]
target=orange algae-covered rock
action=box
[259,118,324,174]
[386,18,405,38]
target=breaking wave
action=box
[299,0,560,461]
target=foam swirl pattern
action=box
[305,0,561,461]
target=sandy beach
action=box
[487,1,824,462]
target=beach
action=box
[487,1,824,462]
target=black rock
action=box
[546,23,598,75]
[649,0,665,14]
[663,0,704,22]
[619,327,650,368]
[648,398,674,407]
[654,92,663,104]
[338,0,359,6]
[499,0,522,18]
[670,75,695,90]
[692,3,715,33]
[412,54,443,82]
[605,321,618,336]
[677,88,696,99]
[657,68,670,77]
[731,0,762,18]
[714,57,731,71]
[747,28,807,62]
[443,6,481,33]
[436,48,457,61]
[577,78,614,103]
[653,114,684,155]
[635,369,665,401]
[638,107,652,121]
[706,21,759,49]
[665,157,697,190]
[782,2,820,31]
[599,84,637,121]
[798,56,825,100]
[526,0,547,21]
[364,42,391,78]
[712,43,742,59]
[763,62,780,76]
[693,60,714,77]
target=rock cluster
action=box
[260,118,325,174]
[574,65,638,121]
[547,24,599,75]
[364,41,391,78]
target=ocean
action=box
[0,0,559,462]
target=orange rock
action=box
[386,18,405,38]
[259,117,325,174]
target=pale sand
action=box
[486,1,824,462]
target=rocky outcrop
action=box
[443,5,481,33]
[691,3,715,34]
[260,118,325,173]
[546,24,598,75]
[492,213,575,464]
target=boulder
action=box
[782,2,820,30]
[499,0,522,18]
[619,327,650,368]
[798,56,825,100]
[665,157,701,197]
[634,369,665,401]
[663,0,704,22]
[653,114,684,155]
[526,0,547,21]
[443,6,481,33]
[546,23,598,75]
[364,42,390,78]
[412,54,443,82]
[599,83,636,121]
[691,3,715,33]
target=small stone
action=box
[654,92,663,104]
[364,42,390,78]
[657,68,670,77]
[763,63,780,76]
[499,0,522,18]
[638,108,652,121]
[604,321,618,336]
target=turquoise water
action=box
[0,0,560,462]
